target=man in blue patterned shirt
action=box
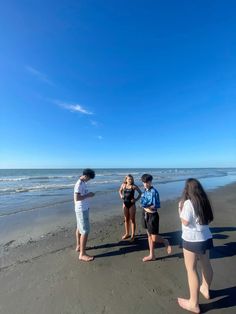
[140,174,172,262]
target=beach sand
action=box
[0,183,236,314]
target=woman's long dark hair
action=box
[182,178,214,225]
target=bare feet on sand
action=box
[79,254,94,262]
[129,236,135,242]
[142,255,156,262]
[200,284,210,300]
[177,298,200,313]
[165,239,172,255]
[75,246,80,252]
[122,234,130,240]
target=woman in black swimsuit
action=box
[119,174,142,241]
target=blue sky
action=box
[0,0,235,168]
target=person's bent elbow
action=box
[181,218,189,226]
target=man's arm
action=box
[150,189,160,209]
[179,201,190,226]
[180,218,189,226]
[74,192,94,203]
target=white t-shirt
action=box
[180,200,212,242]
[74,179,89,212]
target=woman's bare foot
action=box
[177,298,200,313]
[165,239,172,254]
[122,234,130,240]
[75,246,80,252]
[129,236,135,242]
[79,254,94,262]
[200,284,210,300]
[142,255,156,262]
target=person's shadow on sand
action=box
[210,227,236,259]
[200,286,236,313]
[90,234,154,259]
[90,226,236,260]
[164,227,236,259]
[90,227,236,313]
[92,231,183,259]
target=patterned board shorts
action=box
[75,209,90,235]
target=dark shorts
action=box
[142,210,159,235]
[182,238,214,255]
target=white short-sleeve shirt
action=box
[74,179,89,212]
[180,200,212,242]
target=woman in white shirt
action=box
[178,178,214,314]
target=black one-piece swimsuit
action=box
[123,187,135,209]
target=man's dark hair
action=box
[141,173,153,183]
[83,168,95,179]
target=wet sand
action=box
[0,183,236,314]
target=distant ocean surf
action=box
[0,168,236,217]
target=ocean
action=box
[1,168,236,217]
[1,168,236,246]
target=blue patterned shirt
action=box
[140,187,160,211]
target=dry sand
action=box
[0,183,236,314]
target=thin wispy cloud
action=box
[97,135,103,140]
[55,100,93,115]
[26,66,54,86]
[90,120,99,126]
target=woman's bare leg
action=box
[178,248,200,313]
[129,205,136,240]
[122,206,130,239]
[198,251,213,299]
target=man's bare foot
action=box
[79,254,94,262]
[75,246,80,252]
[142,255,156,262]
[122,234,130,240]
[200,285,210,300]
[165,239,172,254]
[177,298,200,313]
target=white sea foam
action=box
[91,179,121,184]
[0,183,74,195]
[0,175,76,182]
[0,177,29,182]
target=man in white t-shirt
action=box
[74,168,95,262]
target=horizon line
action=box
[0,166,235,170]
